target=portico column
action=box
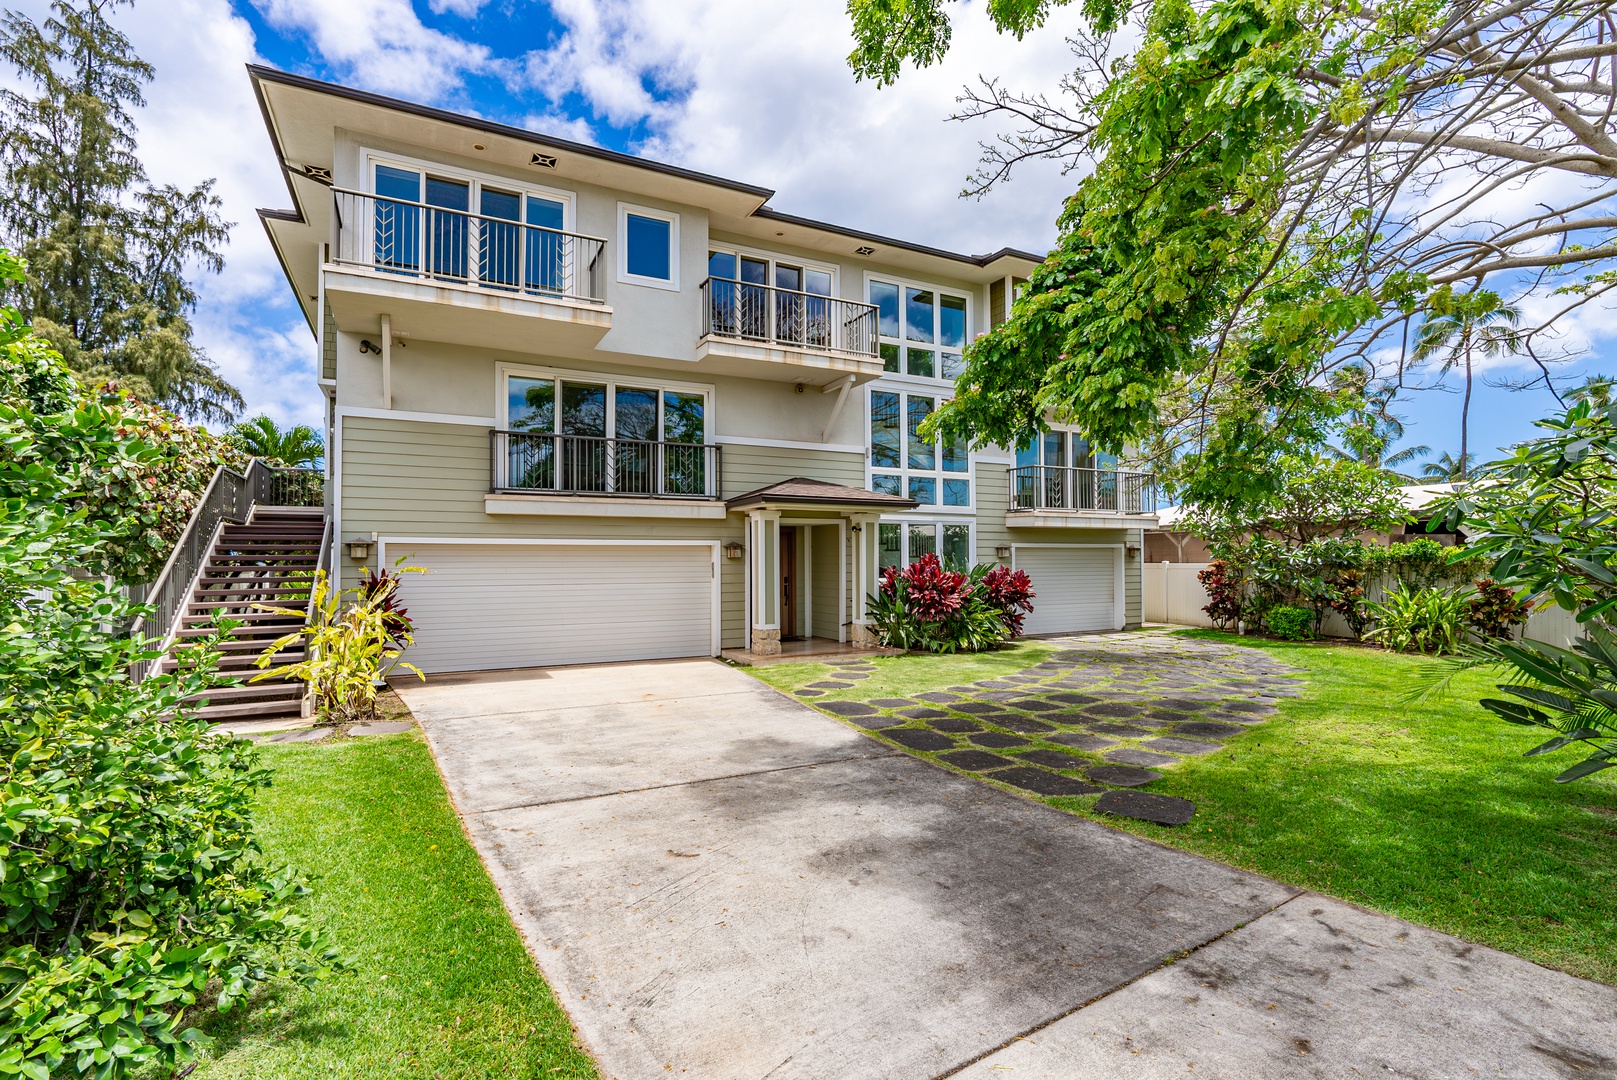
[850,513,881,647]
[748,510,781,655]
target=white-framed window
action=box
[866,274,971,380]
[618,202,680,290]
[1015,428,1112,471]
[364,149,575,290]
[869,387,971,508]
[878,520,974,570]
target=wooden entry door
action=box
[780,526,800,640]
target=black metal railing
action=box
[491,431,722,499]
[700,278,878,357]
[331,188,608,304]
[128,460,329,682]
[1009,465,1158,514]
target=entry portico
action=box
[727,477,917,655]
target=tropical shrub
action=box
[255,568,425,723]
[975,563,1035,637]
[1467,579,1532,640]
[1198,558,1243,630]
[868,555,1027,653]
[1366,583,1471,655]
[1266,604,1314,641]
[1471,629,1617,783]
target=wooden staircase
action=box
[160,507,327,724]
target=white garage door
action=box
[1014,546,1120,635]
[395,543,715,673]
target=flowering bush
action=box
[868,555,1034,653]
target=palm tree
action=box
[1413,288,1523,479]
[1327,381,1431,480]
[230,414,324,468]
[1419,451,1476,482]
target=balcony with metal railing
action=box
[489,431,723,513]
[695,278,886,385]
[1007,465,1160,526]
[324,187,613,354]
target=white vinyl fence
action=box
[1143,560,1583,648]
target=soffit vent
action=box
[854,245,876,256]
[531,152,559,169]
[300,164,332,185]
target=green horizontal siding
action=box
[720,443,865,498]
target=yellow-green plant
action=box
[253,568,424,723]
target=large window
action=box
[706,249,836,344]
[868,277,969,379]
[619,203,679,289]
[1014,429,1120,510]
[870,389,970,507]
[878,521,973,569]
[503,371,707,495]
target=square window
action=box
[906,347,935,379]
[907,396,935,470]
[943,524,971,568]
[908,476,936,504]
[879,523,903,569]
[943,478,970,506]
[871,473,901,497]
[908,523,936,561]
[879,342,900,373]
[625,213,671,280]
[507,376,554,432]
[941,351,964,380]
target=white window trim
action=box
[875,519,977,569]
[862,269,977,384]
[362,146,576,231]
[865,385,974,512]
[705,243,839,295]
[618,201,680,291]
[495,360,716,439]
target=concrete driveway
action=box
[397,660,1617,1080]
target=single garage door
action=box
[1014,546,1120,635]
[396,542,715,673]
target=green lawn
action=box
[751,631,1617,985]
[178,732,598,1080]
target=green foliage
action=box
[0,0,241,423]
[1266,604,1314,641]
[846,0,1089,86]
[229,414,324,469]
[254,570,424,724]
[1197,559,1244,630]
[1471,631,1617,784]
[1362,537,1482,592]
[1366,583,1470,655]
[866,557,1028,653]
[1466,579,1532,641]
[0,436,337,1079]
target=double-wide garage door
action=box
[1014,546,1121,635]
[398,543,715,673]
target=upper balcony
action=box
[484,430,726,519]
[1007,465,1160,528]
[695,278,887,385]
[324,188,613,355]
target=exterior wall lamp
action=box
[1125,543,1142,559]
[994,544,1012,560]
[723,541,744,560]
[346,537,374,561]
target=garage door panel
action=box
[1016,547,1119,636]
[398,543,715,673]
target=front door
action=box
[780,526,800,640]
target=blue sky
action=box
[5,0,1610,466]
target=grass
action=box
[747,638,1059,698]
[179,730,598,1080]
[751,631,1617,985]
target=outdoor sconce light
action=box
[346,537,374,561]
[723,541,744,560]
[994,544,1012,560]
[1125,543,1142,559]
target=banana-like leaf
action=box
[1479,698,1550,726]
[1500,684,1579,713]
[1555,754,1616,783]
[1525,735,1575,756]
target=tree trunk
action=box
[1460,350,1473,480]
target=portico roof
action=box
[725,477,919,512]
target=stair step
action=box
[192,589,311,601]
[194,698,306,721]
[185,683,305,704]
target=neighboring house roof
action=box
[725,477,920,511]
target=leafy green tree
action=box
[230,413,325,468]
[1411,288,1523,479]
[855,0,1617,510]
[0,0,241,423]
[1420,451,1477,483]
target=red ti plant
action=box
[979,565,1035,636]
[897,553,970,621]
[359,566,415,650]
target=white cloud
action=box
[428,0,489,15]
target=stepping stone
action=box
[1222,700,1274,714]
[820,701,878,717]
[947,685,979,694]
[1175,721,1246,739]
[795,689,825,697]
[807,681,853,689]
[1124,718,1174,730]
[868,698,917,708]
[1049,732,1117,752]
[348,721,412,737]
[993,767,1104,797]
[1002,675,1043,684]
[913,691,963,703]
[1086,702,1144,718]
[268,728,328,743]
[974,680,1020,690]
[886,729,955,752]
[1095,790,1195,825]
[1016,749,1089,770]
[952,701,1002,714]
[849,715,906,731]
[927,716,981,734]
[1086,764,1161,787]
[1105,748,1180,768]
[990,714,1055,734]
[1203,710,1265,725]
[969,732,1029,749]
[939,749,1013,772]
[1009,698,1063,712]
[1086,723,1152,737]
[975,690,1025,702]
[1047,692,1098,705]
[1155,697,1216,711]
[830,671,872,680]
[898,707,954,720]
[1146,736,1222,756]
[1145,709,1192,722]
